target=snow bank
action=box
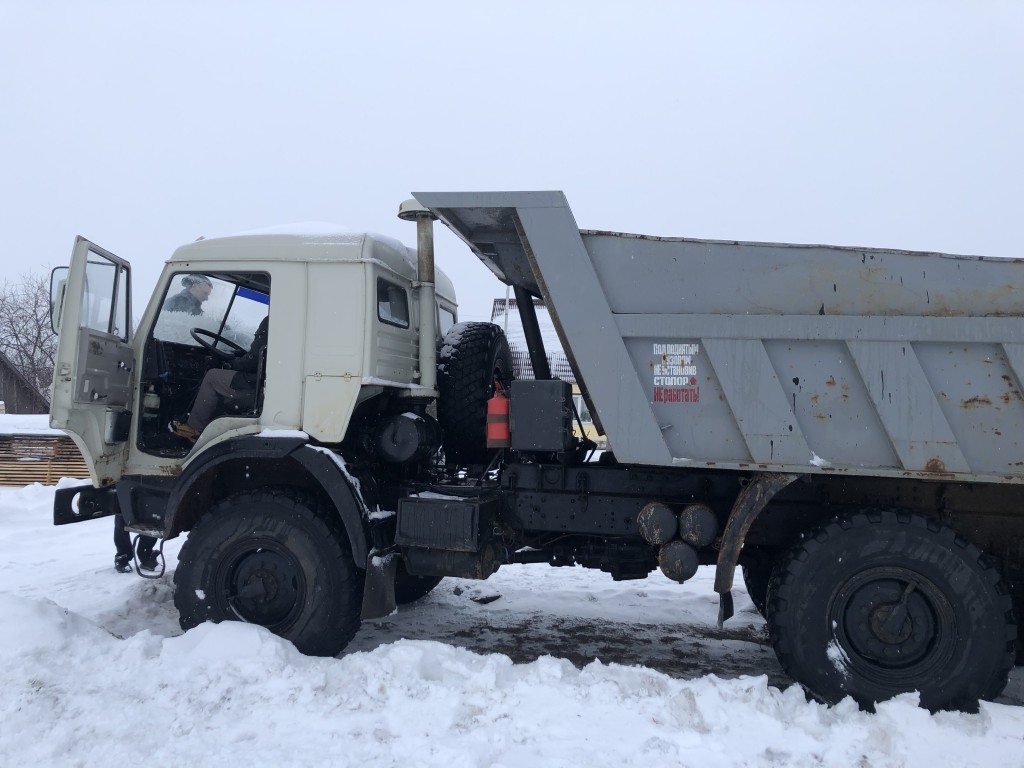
[0,593,112,655]
[0,606,1021,767]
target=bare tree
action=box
[0,271,57,397]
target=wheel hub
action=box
[869,602,914,645]
[833,568,950,675]
[227,549,301,627]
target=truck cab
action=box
[51,226,457,487]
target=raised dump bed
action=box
[417,190,1024,484]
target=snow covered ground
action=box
[0,480,1021,767]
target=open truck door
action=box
[50,237,134,493]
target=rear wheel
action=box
[173,491,364,656]
[767,510,1016,711]
[438,322,513,465]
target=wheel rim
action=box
[830,566,957,687]
[216,539,307,630]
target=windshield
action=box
[152,272,270,350]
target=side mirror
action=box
[50,267,68,333]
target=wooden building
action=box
[0,351,49,414]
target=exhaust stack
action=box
[398,199,438,392]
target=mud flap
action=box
[361,552,398,620]
[717,590,735,628]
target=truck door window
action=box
[82,253,130,341]
[377,278,410,328]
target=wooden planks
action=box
[0,435,89,486]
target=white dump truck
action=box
[50,192,1020,711]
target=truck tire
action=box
[173,491,364,657]
[394,561,443,605]
[767,510,1017,711]
[438,322,513,465]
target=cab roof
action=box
[167,225,457,303]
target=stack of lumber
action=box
[0,423,89,486]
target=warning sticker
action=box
[652,343,700,403]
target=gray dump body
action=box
[416,191,1024,484]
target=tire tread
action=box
[766,510,1016,709]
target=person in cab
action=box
[162,274,212,315]
[171,314,269,441]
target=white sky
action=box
[3,1,1022,322]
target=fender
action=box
[713,472,802,626]
[142,436,369,567]
[287,443,371,566]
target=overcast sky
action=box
[3,1,1021,322]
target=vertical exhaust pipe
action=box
[398,199,438,391]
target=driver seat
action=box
[222,347,267,416]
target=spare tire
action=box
[438,322,513,465]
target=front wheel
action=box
[767,510,1017,711]
[173,491,364,656]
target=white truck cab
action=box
[51,226,457,486]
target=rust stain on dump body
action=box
[1002,390,1024,404]
[961,395,992,409]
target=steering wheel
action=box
[190,328,246,361]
